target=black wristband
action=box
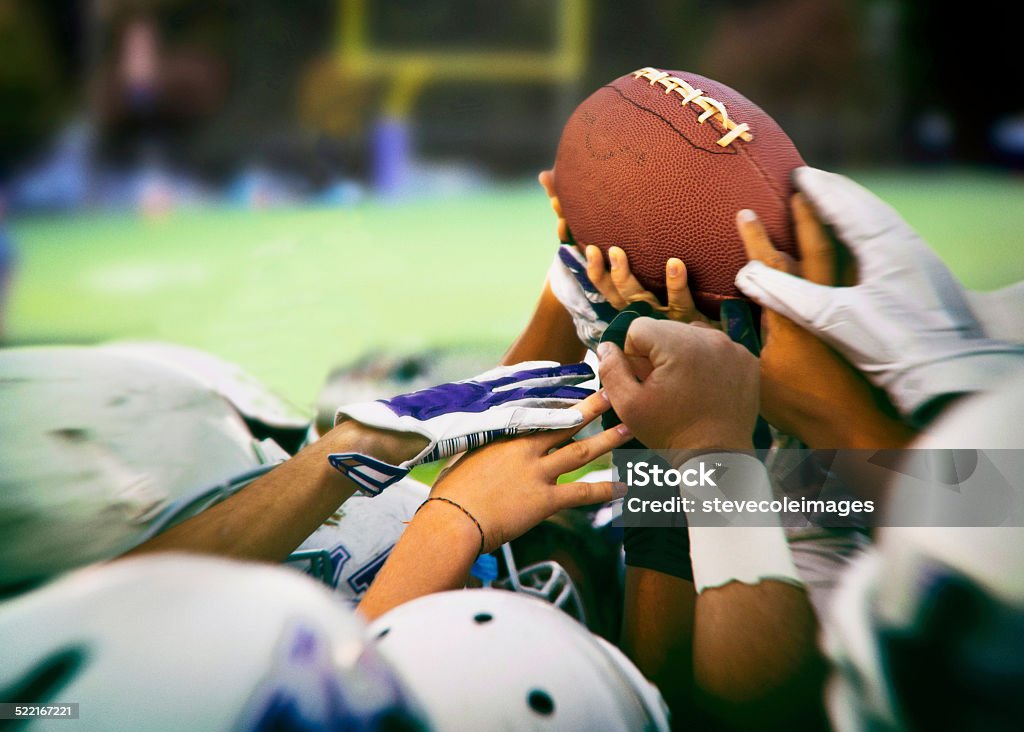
[623,525,693,582]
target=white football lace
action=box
[632,67,753,147]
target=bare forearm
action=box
[503,281,587,365]
[693,581,827,728]
[125,422,425,563]
[799,402,917,449]
[358,500,479,620]
[621,567,697,719]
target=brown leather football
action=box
[553,67,805,319]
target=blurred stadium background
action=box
[1,0,1022,407]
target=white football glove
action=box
[735,166,1024,422]
[547,245,620,351]
[965,281,1024,345]
[329,361,594,494]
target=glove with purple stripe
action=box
[329,361,596,495]
[548,244,621,351]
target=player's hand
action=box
[736,167,1024,422]
[736,194,917,448]
[597,318,758,450]
[546,244,620,351]
[330,361,596,494]
[541,170,618,350]
[542,164,713,349]
[582,244,713,325]
[538,169,571,244]
[427,390,630,553]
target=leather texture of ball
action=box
[553,67,805,319]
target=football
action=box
[553,67,805,318]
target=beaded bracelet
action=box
[416,497,486,557]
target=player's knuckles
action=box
[559,435,599,466]
[561,481,602,507]
[630,315,671,340]
[609,264,633,290]
[690,322,732,349]
[758,248,792,272]
[798,222,831,255]
[798,240,835,280]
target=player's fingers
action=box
[596,341,645,411]
[792,193,835,286]
[625,352,654,381]
[556,480,628,510]
[545,422,632,476]
[735,260,834,328]
[539,170,570,241]
[609,247,662,308]
[531,389,613,450]
[586,245,628,309]
[793,166,914,280]
[550,196,564,219]
[538,170,556,199]
[737,209,797,274]
[664,258,707,323]
[557,219,571,244]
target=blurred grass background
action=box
[9,169,1024,408]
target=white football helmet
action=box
[101,340,314,453]
[287,478,429,603]
[0,555,426,730]
[368,589,670,731]
[824,373,1024,731]
[0,347,287,592]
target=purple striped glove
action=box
[548,244,621,351]
[329,361,595,494]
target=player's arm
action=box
[127,362,598,563]
[125,422,425,562]
[502,279,587,365]
[620,565,699,723]
[357,391,630,620]
[600,320,826,728]
[503,171,599,365]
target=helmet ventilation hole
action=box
[527,689,555,716]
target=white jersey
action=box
[287,478,429,603]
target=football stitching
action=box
[613,70,794,203]
[631,67,753,147]
[621,72,794,227]
[604,85,737,156]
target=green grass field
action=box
[8,169,1024,410]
